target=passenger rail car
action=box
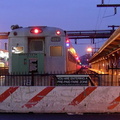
[8,25,81,74]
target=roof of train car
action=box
[8,25,66,37]
[89,27,120,63]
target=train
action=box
[8,25,81,74]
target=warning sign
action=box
[56,75,90,86]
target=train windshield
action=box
[29,38,44,52]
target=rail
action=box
[0,73,91,86]
[0,71,118,86]
[0,67,119,86]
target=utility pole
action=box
[108,25,120,31]
[97,0,120,15]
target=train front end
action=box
[8,25,66,74]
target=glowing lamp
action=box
[87,47,92,52]
[56,30,61,35]
[66,39,70,47]
[66,43,70,47]
[66,39,70,43]
[76,57,79,60]
[30,28,42,34]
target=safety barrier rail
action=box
[0,72,93,86]
[0,73,56,86]
[0,71,119,86]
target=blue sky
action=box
[0,0,119,56]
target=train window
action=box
[68,52,76,63]
[50,46,62,56]
[12,47,24,54]
[29,40,43,52]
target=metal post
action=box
[31,72,34,86]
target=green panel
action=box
[11,53,44,74]
[37,53,44,73]
[12,54,28,73]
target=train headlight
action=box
[30,28,42,34]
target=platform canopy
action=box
[89,27,120,62]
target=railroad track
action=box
[78,68,100,86]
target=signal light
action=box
[30,28,42,34]
[66,39,69,43]
[56,30,61,35]
[66,39,70,47]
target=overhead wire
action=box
[94,0,111,49]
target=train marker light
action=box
[56,30,61,35]
[66,39,70,47]
[30,28,42,34]
[76,57,79,60]
[66,39,69,43]
[66,43,69,47]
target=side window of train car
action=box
[50,46,62,56]
[29,40,43,52]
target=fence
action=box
[0,72,93,86]
[0,73,56,86]
[0,67,119,86]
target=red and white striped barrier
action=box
[0,86,120,113]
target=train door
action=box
[28,38,44,73]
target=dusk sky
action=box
[0,0,119,56]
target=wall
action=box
[0,86,120,113]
